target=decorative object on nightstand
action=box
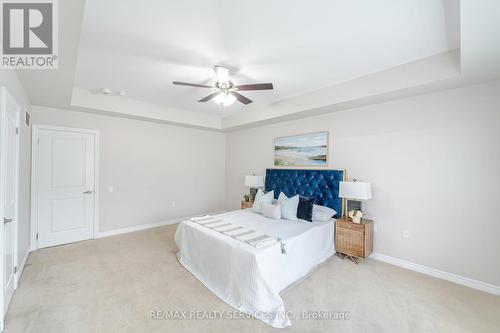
[241,200,253,209]
[348,210,364,223]
[245,175,264,202]
[335,218,373,264]
[339,180,371,222]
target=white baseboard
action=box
[16,247,30,286]
[96,211,227,239]
[96,218,183,238]
[370,252,500,296]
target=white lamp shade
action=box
[339,181,372,200]
[245,175,264,188]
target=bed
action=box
[175,169,344,328]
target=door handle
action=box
[83,190,93,194]
[4,218,13,224]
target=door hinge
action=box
[14,266,17,274]
[16,127,19,135]
[36,233,38,240]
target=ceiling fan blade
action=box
[173,81,214,88]
[232,92,253,105]
[198,92,220,102]
[234,83,273,91]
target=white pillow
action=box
[277,192,299,221]
[252,189,274,214]
[262,203,282,220]
[312,204,337,222]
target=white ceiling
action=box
[14,0,500,130]
[74,0,457,117]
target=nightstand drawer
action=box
[336,220,364,232]
[241,201,253,209]
[336,227,364,257]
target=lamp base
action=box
[344,199,364,222]
[249,188,258,202]
[346,199,362,213]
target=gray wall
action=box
[5,71,500,288]
[225,80,500,286]
[0,71,31,268]
[31,106,226,232]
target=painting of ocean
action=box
[274,132,328,167]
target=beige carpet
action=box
[5,224,500,333]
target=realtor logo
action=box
[1,0,58,69]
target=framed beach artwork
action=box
[274,131,329,167]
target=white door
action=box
[36,128,96,248]
[1,88,19,314]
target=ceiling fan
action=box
[173,66,273,106]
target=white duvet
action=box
[174,209,335,328]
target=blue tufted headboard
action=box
[265,168,345,218]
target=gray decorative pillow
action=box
[262,203,282,220]
[252,189,274,214]
[277,192,299,221]
[312,204,337,222]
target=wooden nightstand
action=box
[241,201,253,209]
[335,218,373,264]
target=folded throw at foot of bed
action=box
[189,217,279,248]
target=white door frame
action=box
[30,125,100,251]
[0,86,20,330]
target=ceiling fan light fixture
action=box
[214,65,230,86]
[173,65,273,106]
[213,92,236,106]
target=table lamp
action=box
[339,180,372,220]
[245,175,264,202]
